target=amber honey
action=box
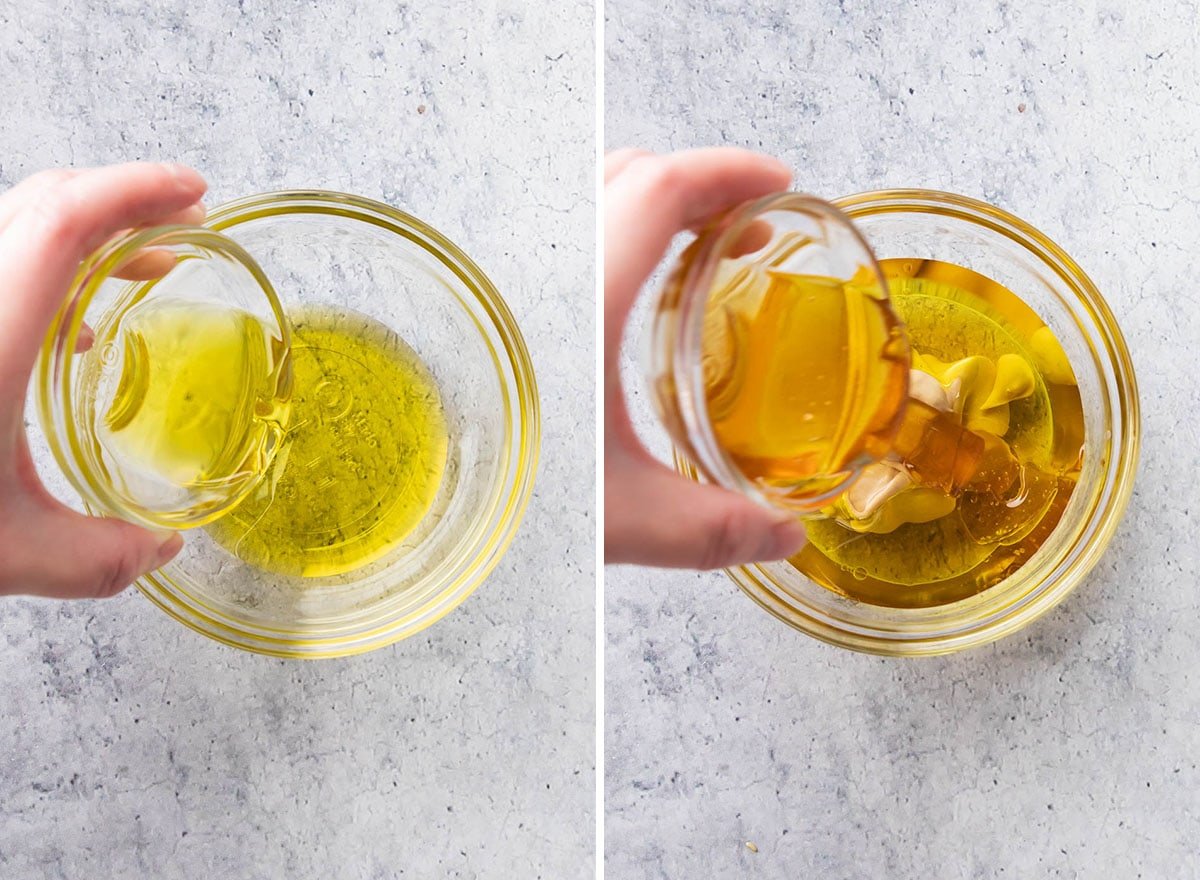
[701,257,1084,608]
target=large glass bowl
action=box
[661,190,1138,655]
[38,191,539,658]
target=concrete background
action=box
[0,1,594,877]
[606,1,1199,876]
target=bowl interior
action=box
[133,194,535,653]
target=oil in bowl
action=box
[39,192,540,657]
[84,296,290,524]
[207,306,449,578]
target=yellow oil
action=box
[701,258,1083,608]
[88,296,289,514]
[206,306,448,578]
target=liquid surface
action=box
[702,262,910,502]
[789,259,1084,607]
[207,306,448,578]
[88,296,288,519]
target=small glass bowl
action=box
[38,191,540,658]
[38,227,291,528]
[652,193,902,511]
[657,190,1139,655]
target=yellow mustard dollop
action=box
[834,349,1037,534]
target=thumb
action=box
[10,504,182,600]
[605,459,806,569]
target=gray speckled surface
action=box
[0,2,593,877]
[607,1,1193,877]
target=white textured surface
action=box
[0,2,594,877]
[607,1,1193,877]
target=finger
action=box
[0,168,82,234]
[1,502,182,600]
[6,198,206,280]
[604,454,806,569]
[0,172,204,237]
[111,203,207,280]
[604,149,791,354]
[726,218,775,257]
[144,202,206,228]
[0,163,206,403]
[75,324,94,353]
[3,161,205,273]
[112,247,178,280]
[604,148,653,182]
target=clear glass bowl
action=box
[38,191,540,658]
[38,227,292,528]
[652,193,902,511]
[658,190,1139,655]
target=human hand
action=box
[0,162,207,599]
[604,147,808,568]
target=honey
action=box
[702,260,909,501]
[701,257,1083,608]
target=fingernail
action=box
[74,324,95,353]
[152,533,184,569]
[162,163,205,192]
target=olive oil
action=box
[87,296,289,518]
[207,306,448,578]
[701,258,1083,608]
[87,294,448,578]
